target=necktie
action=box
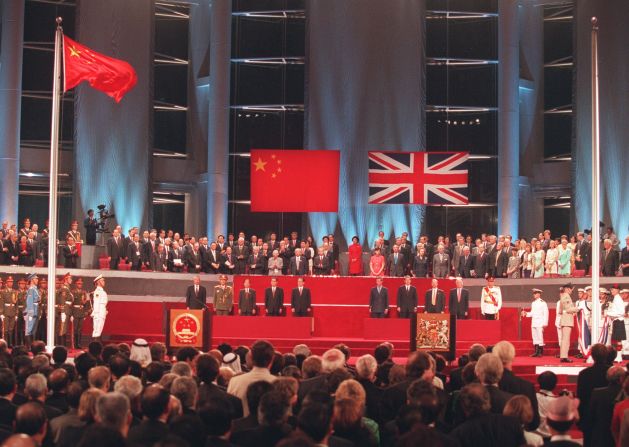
[432,289,436,306]
[457,288,461,302]
[195,285,198,294]
[246,288,249,294]
[272,287,276,294]
[406,286,410,292]
[395,254,398,264]
[299,287,302,294]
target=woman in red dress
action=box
[369,247,385,276]
[348,236,363,276]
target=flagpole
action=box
[589,16,600,360]
[46,17,63,352]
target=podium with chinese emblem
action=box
[410,312,456,360]
[164,306,210,351]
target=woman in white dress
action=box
[545,240,559,277]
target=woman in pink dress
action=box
[369,247,385,276]
[348,236,363,276]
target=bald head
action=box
[1,434,36,447]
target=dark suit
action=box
[62,245,79,269]
[472,252,489,278]
[369,286,389,318]
[198,382,243,420]
[388,253,405,277]
[168,247,184,272]
[289,256,307,276]
[205,249,220,274]
[291,287,311,316]
[127,241,142,270]
[584,383,622,447]
[185,285,207,309]
[106,236,124,269]
[396,285,418,318]
[232,245,249,274]
[490,250,509,277]
[621,246,629,276]
[312,255,329,275]
[142,240,157,267]
[248,253,264,275]
[238,288,256,316]
[448,288,469,319]
[127,419,170,447]
[458,254,474,278]
[83,217,98,245]
[264,287,284,316]
[602,248,619,276]
[186,250,202,273]
[486,385,513,414]
[450,413,525,447]
[413,255,429,277]
[577,363,610,445]
[499,369,540,430]
[150,249,168,272]
[0,399,16,430]
[424,288,445,313]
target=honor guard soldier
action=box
[1,277,17,346]
[57,273,74,346]
[214,275,234,315]
[36,277,48,341]
[521,288,549,357]
[91,275,108,342]
[24,274,40,347]
[558,283,578,363]
[71,278,91,348]
[16,278,28,346]
[480,277,502,320]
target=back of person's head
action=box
[0,434,36,447]
[171,376,198,409]
[169,414,207,446]
[475,353,504,385]
[198,400,232,437]
[333,344,351,362]
[492,341,516,365]
[374,344,392,364]
[406,351,433,380]
[52,346,68,364]
[335,379,366,407]
[394,405,423,436]
[355,354,377,380]
[270,352,286,375]
[101,345,119,364]
[321,349,345,373]
[158,373,178,393]
[462,362,478,385]
[293,344,311,358]
[273,377,299,405]
[389,364,407,385]
[458,354,470,368]
[590,343,608,364]
[251,340,275,368]
[150,342,167,362]
[79,388,105,423]
[141,384,170,420]
[88,366,111,390]
[76,425,126,447]
[15,402,47,436]
[47,368,69,393]
[24,373,47,400]
[283,353,297,368]
[0,368,16,396]
[196,354,220,383]
[333,398,362,429]
[176,347,199,363]
[607,365,627,385]
[301,356,322,379]
[67,380,87,409]
[30,341,45,357]
[144,361,165,383]
[114,375,143,402]
[171,362,192,377]
[88,341,103,358]
[74,352,97,379]
[459,383,491,417]
[31,355,50,371]
[217,343,232,356]
[325,369,352,395]
[243,380,274,417]
[281,365,302,380]
[406,380,441,425]
[395,425,446,447]
[96,392,130,432]
[468,343,486,362]
[503,395,533,426]
[537,371,557,392]
[259,390,290,427]
[109,354,130,378]
[297,402,332,443]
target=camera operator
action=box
[84,209,98,245]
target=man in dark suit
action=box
[396,275,417,318]
[83,209,98,245]
[387,245,405,277]
[369,277,389,318]
[232,238,249,275]
[458,246,474,278]
[291,277,311,317]
[264,277,284,316]
[0,368,17,429]
[150,243,168,272]
[328,234,340,272]
[169,241,185,273]
[584,365,626,447]
[448,277,469,319]
[424,279,445,313]
[312,248,329,275]
[621,235,629,276]
[127,385,171,447]
[490,242,509,278]
[289,249,307,276]
[186,242,203,273]
[106,229,124,270]
[221,246,236,275]
[472,245,489,278]
[238,279,256,316]
[475,353,513,415]
[205,242,221,274]
[126,234,142,271]
[577,343,611,445]
[185,276,207,310]
[197,354,243,419]
[62,238,79,269]
[248,246,265,275]
[602,239,620,276]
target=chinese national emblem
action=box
[173,313,201,345]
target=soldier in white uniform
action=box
[480,277,502,320]
[91,274,108,342]
[607,284,626,362]
[621,289,629,357]
[521,288,549,357]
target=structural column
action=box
[0,0,25,224]
[206,0,231,237]
[497,0,520,237]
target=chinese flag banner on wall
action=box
[250,150,340,212]
[63,35,138,103]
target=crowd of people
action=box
[2,217,629,278]
[0,337,626,447]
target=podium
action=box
[164,305,210,351]
[410,312,456,360]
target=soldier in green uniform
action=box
[36,277,48,342]
[213,274,234,315]
[56,273,73,346]
[70,278,91,348]
[1,277,18,347]
[16,278,27,346]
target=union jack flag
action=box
[368,151,469,205]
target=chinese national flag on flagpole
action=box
[63,35,137,103]
[250,149,340,212]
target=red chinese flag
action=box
[63,35,138,103]
[250,150,340,212]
